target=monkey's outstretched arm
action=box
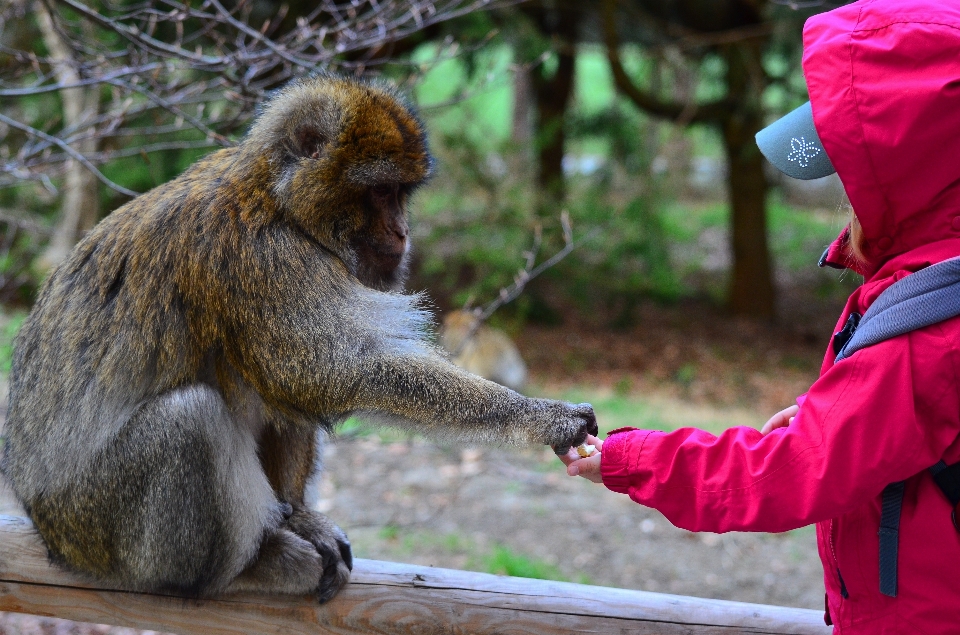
[243,327,592,448]
[345,353,595,447]
[216,238,595,449]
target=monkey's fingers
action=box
[286,510,353,603]
[574,402,599,437]
[317,541,352,604]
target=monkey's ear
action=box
[294,125,328,160]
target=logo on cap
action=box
[787,137,821,168]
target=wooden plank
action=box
[0,516,832,635]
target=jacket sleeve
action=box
[600,323,960,533]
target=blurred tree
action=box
[522,3,580,217]
[600,0,847,319]
[603,0,775,318]
[33,1,100,270]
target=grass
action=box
[355,524,587,584]
[483,545,587,583]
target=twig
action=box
[0,210,52,235]
[0,113,138,197]
[452,211,595,357]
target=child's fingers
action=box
[759,420,778,435]
[556,435,604,466]
[760,405,800,435]
[566,453,603,483]
[556,446,580,466]
[586,434,603,451]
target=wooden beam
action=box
[0,516,831,635]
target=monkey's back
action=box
[1,148,252,530]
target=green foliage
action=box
[573,195,681,325]
[412,98,850,325]
[0,228,44,307]
[0,311,27,373]
[414,45,514,148]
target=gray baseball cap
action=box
[755,101,836,180]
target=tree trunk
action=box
[721,41,775,319]
[36,3,100,272]
[529,6,578,218]
[511,62,534,146]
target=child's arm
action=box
[560,405,800,483]
[587,332,960,534]
[563,405,799,484]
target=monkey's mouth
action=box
[375,247,405,270]
[354,239,406,272]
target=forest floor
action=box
[0,297,842,634]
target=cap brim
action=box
[756,102,836,180]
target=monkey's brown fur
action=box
[0,75,596,602]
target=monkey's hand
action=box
[546,401,598,456]
[285,509,353,603]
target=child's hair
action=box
[848,207,867,264]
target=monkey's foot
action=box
[229,528,328,596]
[286,509,353,603]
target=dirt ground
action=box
[0,300,836,634]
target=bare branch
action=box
[0,113,138,197]
[0,64,163,97]
[453,212,595,357]
[0,0,505,199]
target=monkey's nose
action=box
[392,219,409,239]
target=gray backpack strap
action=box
[835,256,960,363]
[830,256,960,599]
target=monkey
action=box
[440,310,528,392]
[0,75,596,603]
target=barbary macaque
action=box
[1,75,596,602]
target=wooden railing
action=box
[0,515,831,635]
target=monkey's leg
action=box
[256,422,352,602]
[61,384,334,597]
[50,384,282,595]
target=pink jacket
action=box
[600,2,960,632]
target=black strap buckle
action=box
[832,312,862,356]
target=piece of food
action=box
[576,443,596,458]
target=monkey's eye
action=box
[371,184,396,199]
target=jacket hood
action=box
[804,0,960,279]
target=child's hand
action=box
[557,434,604,484]
[760,405,799,435]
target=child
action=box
[561,1,960,632]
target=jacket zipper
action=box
[827,519,850,599]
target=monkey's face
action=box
[349,182,412,290]
[251,76,432,291]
